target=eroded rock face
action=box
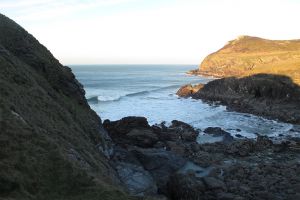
[180,74,300,124]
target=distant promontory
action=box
[189,35,300,84]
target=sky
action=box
[1,0,300,65]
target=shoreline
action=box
[104,116,300,199]
[178,73,300,125]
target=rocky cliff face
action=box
[177,74,300,124]
[0,14,132,200]
[193,36,300,84]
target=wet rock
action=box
[115,162,157,196]
[170,120,199,142]
[204,127,225,135]
[203,127,234,144]
[155,120,199,143]
[132,147,187,194]
[111,146,157,196]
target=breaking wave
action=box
[87,84,181,103]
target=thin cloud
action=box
[2,0,137,22]
[0,0,58,8]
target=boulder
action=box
[111,146,157,196]
[170,120,199,142]
[115,162,157,196]
[131,148,187,194]
[103,116,151,135]
[203,127,234,144]
[103,117,158,147]
[176,84,204,97]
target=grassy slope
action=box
[198,36,300,84]
[0,14,133,200]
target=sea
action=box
[71,64,299,140]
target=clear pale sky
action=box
[1,0,300,65]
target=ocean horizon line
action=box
[69,63,198,66]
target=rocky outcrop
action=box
[176,84,204,97]
[203,127,234,144]
[104,117,200,196]
[0,14,131,200]
[191,35,300,84]
[178,74,300,124]
[105,117,300,200]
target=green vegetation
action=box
[198,35,300,84]
[0,14,133,200]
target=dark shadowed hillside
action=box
[0,14,133,200]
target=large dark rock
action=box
[203,127,234,144]
[104,117,199,149]
[103,116,151,135]
[111,146,157,196]
[114,162,157,196]
[131,148,187,194]
[103,117,159,148]
[169,120,199,142]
